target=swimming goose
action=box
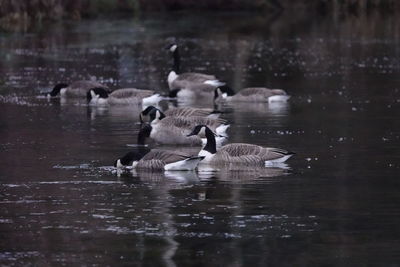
[114,149,204,171]
[187,125,295,166]
[214,85,290,103]
[168,82,235,100]
[47,80,108,98]
[138,123,227,146]
[167,44,225,90]
[141,107,229,136]
[87,88,162,106]
[140,105,221,123]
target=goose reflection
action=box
[197,164,291,182]
[88,105,143,121]
[115,169,203,267]
[222,101,290,116]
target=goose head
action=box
[187,125,207,137]
[167,44,178,53]
[150,109,166,123]
[47,83,68,97]
[187,125,217,139]
[214,85,235,101]
[114,151,145,169]
[214,87,225,102]
[87,88,109,105]
[139,106,166,123]
[140,106,157,123]
[187,125,217,154]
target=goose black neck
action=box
[173,49,180,73]
[203,128,217,154]
[137,124,152,145]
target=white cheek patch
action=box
[198,126,206,136]
[132,161,138,169]
[116,159,123,168]
[170,44,177,52]
[90,90,97,99]
[97,98,108,105]
[60,88,67,96]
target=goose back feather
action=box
[230,87,286,102]
[65,80,108,97]
[108,88,156,105]
[136,149,192,170]
[165,107,215,117]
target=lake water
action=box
[1,11,400,266]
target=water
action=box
[1,11,400,266]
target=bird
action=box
[138,123,227,146]
[187,125,295,166]
[87,88,162,106]
[140,107,230,136]
[214,85,290,103]
[167,44,225,91]
[168,82,234,100]
[47,80,108,98]
[139,105,221,123]
[114,149,204,171]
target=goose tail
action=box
[268,95,291,103]
[164,156,205,171]
[265,150,295,165]
[216,124,230,135]
[203,80,225,87]
[142,94,163,105]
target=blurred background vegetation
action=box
[0,0,398,19]
[0,0,398,31]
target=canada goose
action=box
[114,149,204,171]
[138,123,227,146]
[140,105,221,123]
[47,80,108,98]
[141,107,229,136]
[168,82,235,100]
[87,88,162,106]
[187,125,295,166]
[167,44,225,90]
[214,85,290,103]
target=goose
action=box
[138,123,227,146]
[114,149,204,171]
[214,85,290,103]
[167,44,225,91]
[140,105,221,123]
[168,82,235,100]
[87,88,162,106]
[187,125,295,166]
[141,107,230,136]
[47,80,108,98]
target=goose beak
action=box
[139,113,144,123]
[186,130,196,137]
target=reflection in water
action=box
[198,165,290,183]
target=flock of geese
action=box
[46,44,294,172]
